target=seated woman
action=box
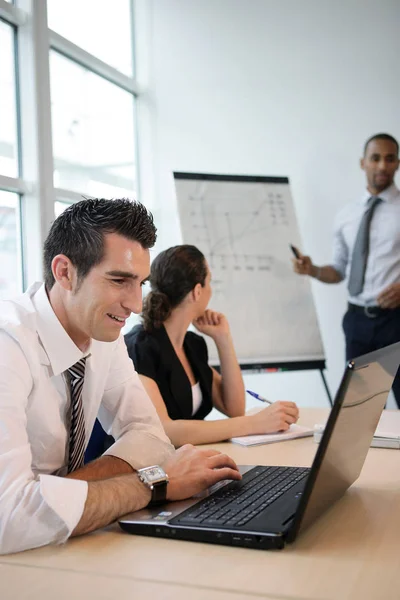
[124,245,299,447]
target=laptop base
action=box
[119,520,286,550]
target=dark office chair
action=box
[84,419,114,463]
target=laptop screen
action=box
[289,341,400,541]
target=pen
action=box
[290,244,301,259]
[246,389,273,405]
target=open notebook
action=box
[230,424,313,446]
[314,410,400,449]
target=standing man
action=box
[0,198,241,555]
[293,133,400,406]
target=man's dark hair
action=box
[364,133,399,157]
[43,198,157,290]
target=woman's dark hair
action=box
[43,198,156,290]
[142,245,207,330]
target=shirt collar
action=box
[32,283,92,376]
[361,183,400,205]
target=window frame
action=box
[0,0,139,293]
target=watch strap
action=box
[149,480,168,506]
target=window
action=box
[0,20,18,178]
[47,0,134,76]
[0,190,22,299]
[0,1,139,300]
[54,201,72,217]
[50,51,137,198]
[0,17,21,299]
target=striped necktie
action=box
[67,357,87,473]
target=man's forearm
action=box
[72,473,151,537]
[66,455,133,482]
[311,265,343,284]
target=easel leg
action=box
[319,370,333,407]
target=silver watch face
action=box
[139,465,167,485]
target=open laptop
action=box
[119,341,400,550]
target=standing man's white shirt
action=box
[332,183,400,306]
[0,282,174,555]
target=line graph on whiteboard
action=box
[174,174,325,364]
[181,180,293,297]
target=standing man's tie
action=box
[347,196,382,296]
[67,357,87,473]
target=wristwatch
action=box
[137,465,169,506]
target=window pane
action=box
[0,191,21,299]
[55,201,72,217]
[50,52,137,198]
[47,0,133,76]
[0,21,18,177]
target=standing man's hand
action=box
[292,251,314,276]
[377,283,400,309]
[162,445,241,501]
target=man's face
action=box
[361,138,399,194]
[66,232,150,347]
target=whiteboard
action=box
[174,172,325,368]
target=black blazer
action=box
[124,324,213,420]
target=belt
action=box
[347,303,393,319]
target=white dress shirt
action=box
[0,283,174,555]
[331,183,400,306]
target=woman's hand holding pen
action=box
[248,401,300,434]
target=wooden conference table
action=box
[2,408,400,600]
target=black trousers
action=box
[342,306,400,408]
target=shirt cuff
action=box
[39,474,88,540]
[104,430,175,470]
[331,261,346,280]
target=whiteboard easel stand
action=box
[238,360,333,407]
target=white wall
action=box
[136,0,400,408]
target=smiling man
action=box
[292,133,400,406]
[0,198,241,554]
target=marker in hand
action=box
[290,244,301,260]
[246,389,273,405]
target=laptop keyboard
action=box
[172,466,309,529]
